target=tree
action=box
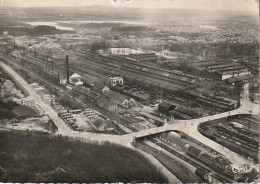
[90,40,110,52]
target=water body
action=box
[24,21,74,31]
[24,20,152,31]
[57,20,152,25]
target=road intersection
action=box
[1,60,259,173]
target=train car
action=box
[231,122,244,129]
[211,174,232,183]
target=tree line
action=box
[0,131,167,183]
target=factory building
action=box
[97,96,118,112]
[158,101,176,116]
[60,73,83,86]
[108,76,123,87]
[128,53,157,62]
[188,103,203,115]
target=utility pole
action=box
[248,49,251,63]
[13,33,15,48]
[66,55,69,84]
[248,115,251,129]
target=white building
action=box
[253,93,260,104]
[60,73,83,86]
[108,76,123,87]
[69,73,83,86]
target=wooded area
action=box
[0,131,167,183]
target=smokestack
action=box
[66,55,69,84]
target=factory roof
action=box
[97,96,117,109]
[160,132,189,148]
[159,101,176,109]
[85,91,100,100]
[70,73,82,79]
[103,90,130,104]
[132,91,150,101]
[186,145,202,156]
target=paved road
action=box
[1,59,258,176]
[122,99,259,169]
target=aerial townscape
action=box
[0,0,259,183]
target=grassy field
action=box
[0,131,167,183]
[12,105,37,117]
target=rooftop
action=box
[161,132,189,148]
[97,96,117,108]
[70,73,82,79]
[159,101,176,109]
[103,90,129,104]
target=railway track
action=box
[80,50,203,82]
[76,50,196,85]
[148,137,211,172]
[72,51,187,91]
[215,131,258,152]
[22,55,98,82]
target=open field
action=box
[11,105,37,117]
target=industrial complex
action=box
[0,3,259,183]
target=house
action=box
[69,73,83,86]
[97,96,118,112]
[158,101,176,116]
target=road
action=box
[1,59,259,180]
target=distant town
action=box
[0,4,259,183]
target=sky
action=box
[0,0,258,13]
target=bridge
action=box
[1,60,259,174]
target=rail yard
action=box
[0,3,259,183]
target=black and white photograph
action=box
[0,0,259,183]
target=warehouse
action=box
[97,96,118,112]
[158,101,176,116]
